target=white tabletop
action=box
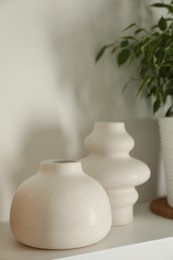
[1,202,173,260]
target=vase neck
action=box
[94,122,125,132]
[85,122,134,155]
[39,160,84,175]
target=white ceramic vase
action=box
[81,122,150,226]
[10,159,112,249]
[159,118,173,207]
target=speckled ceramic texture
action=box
[10,160,112,249]
[81,122,151,226]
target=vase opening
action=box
[40,159,82,174]
[94,122,125,131]
[51,159,77,164]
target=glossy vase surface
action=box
[81,122,150,226]
[10,159,112,249]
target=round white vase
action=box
[81,122,150,226]
[159,117,173,207]
[10,159,112,249]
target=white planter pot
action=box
[10,159,112,249]
[159,118,173,207]
[81,122,150,226]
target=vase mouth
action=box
[39,159,83,174]
[41,159,78,165]
[94,122,125,129]
[95,121,124,124]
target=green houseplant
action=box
[96,1,173,211]
[96,1,173,117]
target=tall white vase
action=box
[159,118,173,207]
[10,159,112,249]
[81,122,150,226]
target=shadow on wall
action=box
[48,0,155,132]
[10,119,164,200]
[11,126,70,190]
[0,125,71,221]
[1,118,164,221]
[40,0,164,202]
[0,0,163,220]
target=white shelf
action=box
[1,202,173,260]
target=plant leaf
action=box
[166,89,173,95]
[120,40,129,47]
[147,86,157,97]
[117,49,131,66]
[154,49,165,67]
[151,3,170,7]
[122,36,137,40]
[95,45,110,63]
[123,23,136,32]
[153,99,161,113]
[158,16,167,31]
[136,76,152,97]
[122,77,138,93]
[167,78,173,88]
[135,28,145,34]
[166,105,173,116]
[151,25,159,30]
[151,3,173,13]
[111,45,119,54]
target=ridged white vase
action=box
[81,122,150,226]
[10,159,112,249]
[159,118,173,207]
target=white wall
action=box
[0,0,165,221]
